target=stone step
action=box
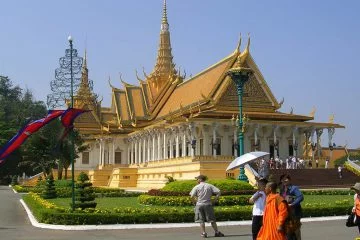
[268,169,359,188]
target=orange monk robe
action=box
[256,193,288,240]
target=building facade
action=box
[72,1,344,189]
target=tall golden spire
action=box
[75,49,97,108]
[82,49,88,74]
[162,0,168,25]
[146,0,181,101]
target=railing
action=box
[347,158,360,173]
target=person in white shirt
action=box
[338,165,343,178]
[190,175,224,238]
[249,178,268,240]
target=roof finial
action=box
[235,33,242,53]
[162,0,168,25]
[235,33,251,67]
[82,49,88,73]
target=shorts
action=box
[194,204,216,223]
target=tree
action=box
[0,76,47,184]
[57,129,88,180]
[20,119,63,177]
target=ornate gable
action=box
[216,61,275,112]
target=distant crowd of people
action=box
[258,156,331,171]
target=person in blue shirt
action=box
[279,174,304,240]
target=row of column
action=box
[98,124,336,166]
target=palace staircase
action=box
[268,168,360,189]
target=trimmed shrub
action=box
[162,179,253,193]
[138,195,252,206]
[22,192,352,225]
[147,189,256,196]
[71,172,97,210]
[41,174,57,199]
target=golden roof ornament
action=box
[234,33,250,68]
[329,114,335,123]
[234,33,241,54]
[161,0,168,26]
[278,97,284,108]
[309,106,316,118]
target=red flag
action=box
[61,108,89,128]
[0,110,65,161]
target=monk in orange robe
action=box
[257,182,288,240]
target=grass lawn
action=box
[48,195,353,211]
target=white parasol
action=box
[226,151,270,171]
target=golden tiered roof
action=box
[74,0,344,135]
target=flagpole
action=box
[68,35,75,211]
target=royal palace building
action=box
[72,1,344,189]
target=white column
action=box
[175,130,180,158]
[157,132,161,160]
[147,136,151,162]
[143,138,146,163]
[189,123,196,157]
[130,141,134,164]
[273,126,278,158]
[170,137,174,159]
[111,139,115,164]
[134,139,138,165]
[212,123,217,156]
[139,138,142,164]
[127,140,130,164]
[182,128,187,157]
[163,131,167,159]
[152,133,156,161]
[99,139,103,166]
[292,127,298,157]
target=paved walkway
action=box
[1,186,359,239]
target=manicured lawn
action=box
[47,194,353,211]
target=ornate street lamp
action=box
[47,36,83,211]
[226,35,253,181]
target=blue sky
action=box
[0,0,359,148]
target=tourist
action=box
[256,182,288,240]
[189,175,224,238]
[338,165,343,179]
[325,157,329,168]
[351,183,360,234]
[279,174,304,240]
[249,178,268,240]
[315,159,319,168]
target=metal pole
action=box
[69,37,75,211]
[236,78,248,182]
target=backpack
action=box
[276,196,301,234]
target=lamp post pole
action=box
[226,68,252,181]
[47,36,83,211]
[68,36,76,211]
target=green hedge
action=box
[162,179,253,192]
[14,184,140,198]
[138,195,252,206]
[23,193,352,225]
